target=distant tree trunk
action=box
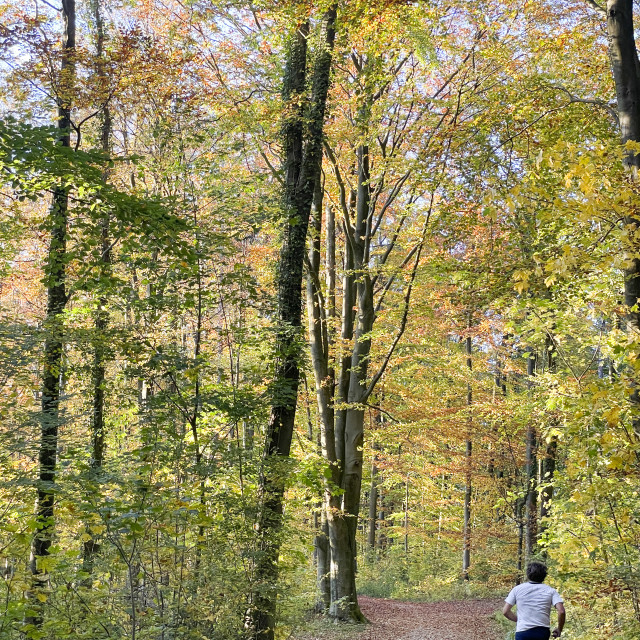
[436,473,446,557]
[490,356,508,479]
[539,339,558,548]
[525,352,537,560]
[29,0,75,624]
[377,486,387,552]
[403,474,409,555]
[605,0,640,433]
[82,0,111,582]
[539,438,557,519]
[249,10,336,639]
[367,447,379,551]
[462,331,472,579]
[516,496,524,584]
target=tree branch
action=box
[324,140,354,238]
[259,149,284,186]
[544,83,619,127]
[40,0,63,11]
[585,0,607,16]
[374,239,416,312]
[364,239,423,401]
[372,170,411,238]
[364,403,399,423]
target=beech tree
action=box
[601,0,640,429]
[305,4,493,617]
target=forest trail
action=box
[357,596,504,640]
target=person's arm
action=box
[552,602,565,638]
[502,602,517,623]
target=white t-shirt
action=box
[505,582,564,632]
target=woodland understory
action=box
[1,1,640,639]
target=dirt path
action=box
[357,596,504,640]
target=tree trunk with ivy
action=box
[249,9,336,640]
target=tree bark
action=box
[462,333,472,579]
[516,496,524,584]
[403,474,409,555]
[367,448,378,551]
[539,340,558,548]
[524,352,537,560]
[307,176,333,612]
[314,508,331,613]
[326,139,374,622]
[249,9,336,639]
[606,0,640,433]
[29,0,75,625]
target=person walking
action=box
[502,561,566,640]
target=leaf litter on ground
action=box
[295,596,504,640]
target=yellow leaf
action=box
[608,455,624,470]
[603,408,620,427]
[600,432,614,446]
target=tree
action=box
[601,0,640,431]
[28,0,75,627]
[248,7,336,639]
[305,3,493,615]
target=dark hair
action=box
[526,561,548,583]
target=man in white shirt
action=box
[502,561,566,640]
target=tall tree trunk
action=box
[317,200,335,610]
[462,332,472,580]
[326,140,373,623]
[307,177,333,612]
[606,0,640,434]
[309,213,359,621]
[249,10,336,639]
[312,50,424,620]
[312,151,358,621]
[29,0,75,625]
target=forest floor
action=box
[295,596,505,640]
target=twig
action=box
[363,403,398,423]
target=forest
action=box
[0,0,639,639]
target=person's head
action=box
[526,561,548,583]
